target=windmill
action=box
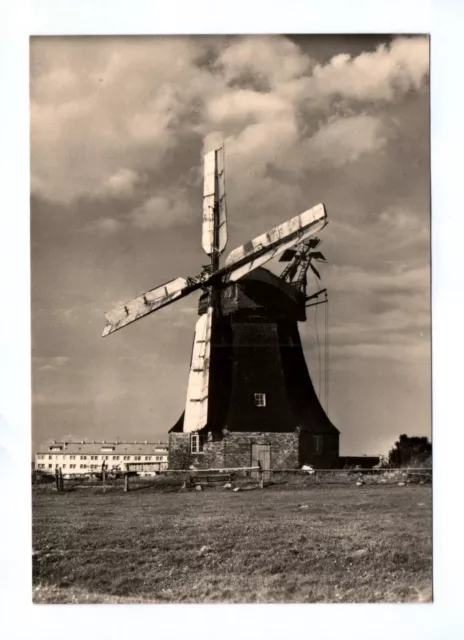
[103,146,339,469]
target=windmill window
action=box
[254,393,267,407]
[191,434,204,454]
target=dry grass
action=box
[32,484,432,604]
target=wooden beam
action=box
[305,300,327,309]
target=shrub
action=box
[388,435,432,467]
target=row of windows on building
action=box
[37,454,165,461]
[37,461,168,470]
[37,463,102,470]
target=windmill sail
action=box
[102,204,329,337]
[202,147,228,257]
[102,276,192,337]
[223,203,327,282]
[183,306,213,433]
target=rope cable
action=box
[325,291,329,415]
[313,303,321,399]
[311,271,323,401]
[324,303,327,411]
[327,296,329,411]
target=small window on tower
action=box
[254,393,267,407]
[191,434,204,454]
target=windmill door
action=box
[251,444,271,481]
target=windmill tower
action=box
[102,147,339,470]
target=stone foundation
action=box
[224,432,298,469]
[168,432,192,469]
[168,432,225,469]
[169,431,299,470]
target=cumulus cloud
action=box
[130,194,194,229]
[216,35,312,87]
[304,114,386,169]
[207,90,291,126]
[306,36,429,103]
[30,37,220,203]
[30,35,429,209]
[99,168,141,197]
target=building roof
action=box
[36,441,168,455]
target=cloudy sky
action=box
[30,34,430,455]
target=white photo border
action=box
[1,0,463,637]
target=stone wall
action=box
[168,432,225,469]
[169,431,300,470]
[168,432,191,469]
[202,432,225,468]
[224,431,299,469]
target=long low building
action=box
[35,440,168,477]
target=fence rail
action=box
[166,466,261,473]
[165,467,432,473]
[34,464,432,493]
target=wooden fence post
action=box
[124,473,129,492]
[59,468,64,491]
[258,461,264,489]
[55,469,60,491]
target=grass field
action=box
[32,483,432,604]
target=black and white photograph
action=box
[30,34,432,604]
